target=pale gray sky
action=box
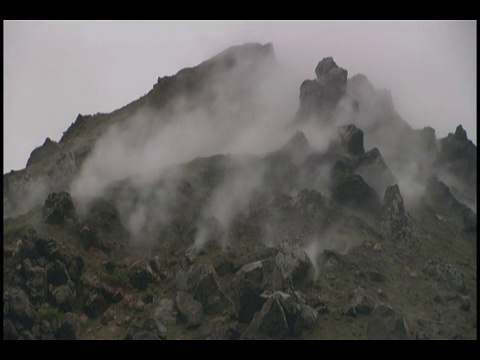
[3,20,476,173]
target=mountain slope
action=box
[3,43,476,340]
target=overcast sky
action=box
[3,20,476,173]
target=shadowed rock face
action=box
[329,124,365,156]
[330,161,380,213]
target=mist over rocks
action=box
[3,42,477,340]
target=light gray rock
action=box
[175,291,204,329]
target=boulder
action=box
[55,312,81,340]
[43,192,76,225]
[345,287,376,316]
[124,315,167,340]
[233,258,283,323]
[379,184,418,243]
[241,293,289,340]
[175,263,230,315]
[46,260,70,286]
[366,303,410,340]
[23,259,48,302]
[174,291,204,329]
[151,298,178,326]
[129,259,157,290]
[83,291,107,319]
[51,284,75,312]
[274,239,315,289]
[422,261,467,295]
[4,287,37,326]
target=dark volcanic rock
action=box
[175,263,230,315]
[129,259,157,291]
[379,184,418,243]
[315,57,348,93]
[295,57,348,123]
[23,260,48,302]
[43,192,76,225]
[55,312,81,340]
[366,303,410,340]
[51,284,75,312]
[355,148,397,195]
[125,314,167,340]
[233,258,283,323]
[329,124,365,156]
[241,293,289,340]
[4,287,37,326]
[424,177,476,233]
[330,161,380,212]
[46,260,70,286]
[83,291,107,319]
[436,125,476,195]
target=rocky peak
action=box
[379,184,418,244]
[26,137,61,168]
[454,125,467,141]
[295,57,348,123]
[315,57,348,93]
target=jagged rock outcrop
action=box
[436,125,476,208]
[241,291,318,339]
[26,138,61,168]
[355,148,397,195]
[424,177,476,233]
[174,291,204,329]
[330,161,380,212]
[175,263,231,315]
[241,292,290,340]
[275,239,315,289]
[43,192,76,225]
[233,258,283,323]
[379,184,418,243]
[295,57,348,123]
[129,259,157,290]
[366,303,411,340]
[329,124,365,156]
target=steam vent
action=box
[3,43,476,340]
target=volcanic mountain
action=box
[3,43,476,340]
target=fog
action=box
[4,20,476,174]
[3,21,476,254]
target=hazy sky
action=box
[3,20,476,173]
